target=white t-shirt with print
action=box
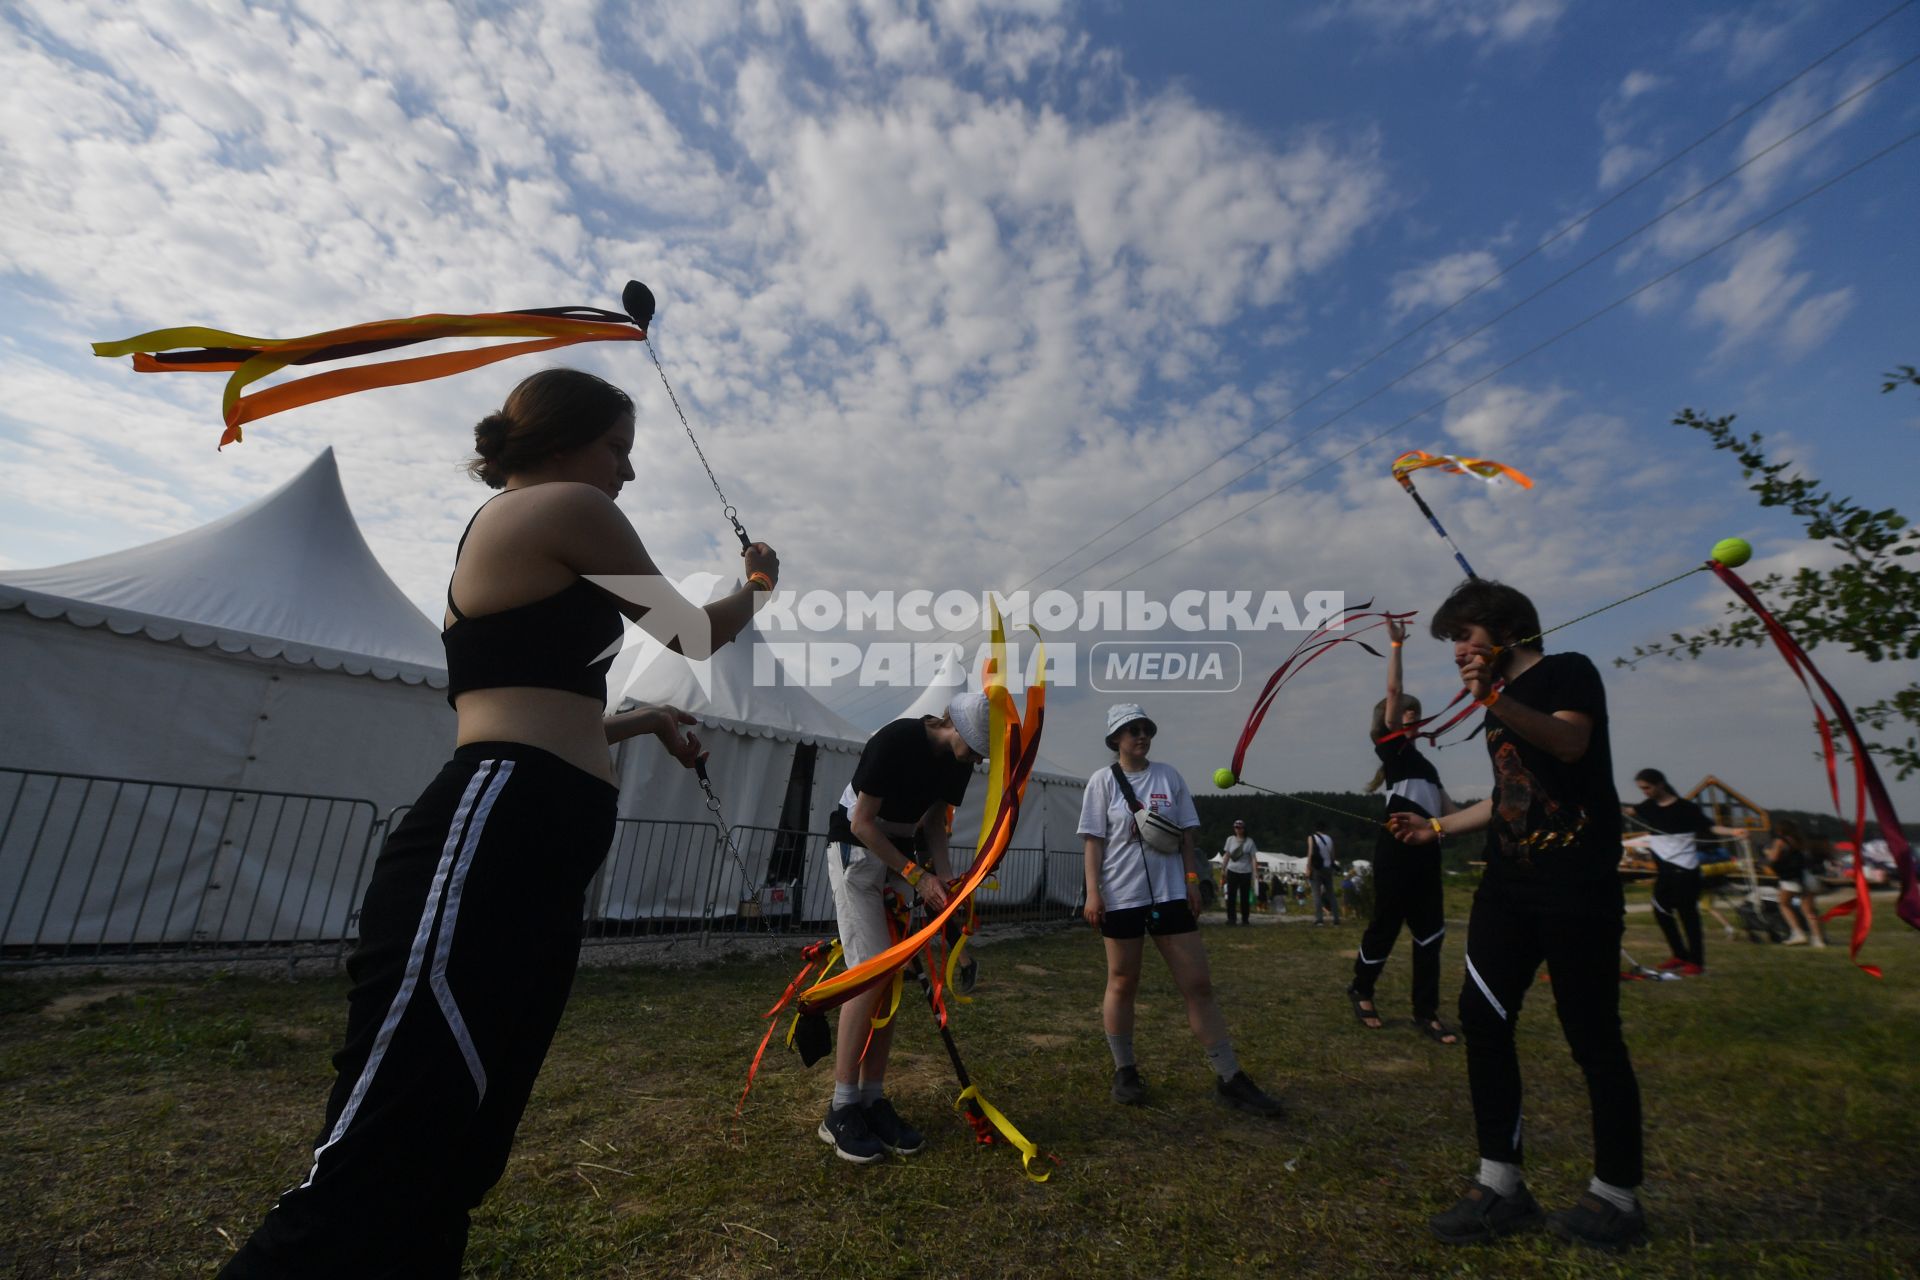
[1222,835,1257,875]
[1078,762,1200,911]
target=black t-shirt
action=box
[1375,737,1443,817]
[1632,797,1712,837]
[1770,842,1807,881]
[826,717,974,846]
[1479,651,1623,913]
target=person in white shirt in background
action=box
[1221,820,1258,925]
[1080,703,1284,1117]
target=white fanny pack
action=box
[1111,764,1183,853]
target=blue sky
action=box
[1,0,1916,815]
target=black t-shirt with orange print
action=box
[1479,651,1623,915]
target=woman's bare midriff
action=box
[453,687,616,784]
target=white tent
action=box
[599,582,868,925]
[0,449,455,946]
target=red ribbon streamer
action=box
[1709,561,1915,976]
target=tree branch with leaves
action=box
[1619,371,1920,779]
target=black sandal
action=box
[1416,1016,1459,1045]
[1346,985,1384,1030]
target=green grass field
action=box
[3,882,1916,1278]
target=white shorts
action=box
[827,842,912,967]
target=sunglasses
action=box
[1120,723,1154,738]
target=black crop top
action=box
[441,504,626,708]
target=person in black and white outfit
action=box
[1350,617,1458,1042]
[1221,820,1258,925]
[1626,768,1745,975]
[1308,823,1341,925]
[816,693,988,1164]
[1080,703,1283,1117]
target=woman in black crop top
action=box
[223,369,781,1280]
[1349,617,1458,1043]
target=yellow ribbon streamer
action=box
[956,1085,1051,1183]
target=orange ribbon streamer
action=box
[94,307,645,447]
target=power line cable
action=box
[829,25,1917,721]
[985,0,1916,598]
[1097,127,1920,590]
[1052,55,1918,591]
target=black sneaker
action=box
[816,1103,886,1164]
[1429,1180,1545,1244]
[862,1097,925,1155]
[1214,1070,1284,1118]
[1548,1192,1648,1251]
[1111,1065,1147,1105]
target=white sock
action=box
[860,1080,885,1105]
[1204,1040,1241,1082]
[1588,1177,1638,1212]
[832,1082,860,1110]
[1477,1159,1523,1196]
[1106,1033,1136,1070]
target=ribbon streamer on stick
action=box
[1389,450,1533,580]
[1707,559,1915,976]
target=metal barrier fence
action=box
[0,769,1083,966]
[1,767,380,967]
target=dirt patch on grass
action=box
[1025,1033,1072,1048]
[40,984,163,1020]
[1014,964,1052,976]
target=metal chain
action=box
[644,335,751,549]
[695,759,761,907]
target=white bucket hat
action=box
[1104,702,1157,750]
[947,691,992,758]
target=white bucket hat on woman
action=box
[1104,702,1157,750]
[947,691,992,758]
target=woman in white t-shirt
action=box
[1079,703,1284,1117]
[1221,820,1258,925]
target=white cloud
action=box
[1321,0,1568,47]
[1442,382,1570,454]
[1690,229,1853,357]
[1386,249,1501,323]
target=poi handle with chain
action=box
[622,280,753,550]
[693,752,762,907]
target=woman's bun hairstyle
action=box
[465,368,632,489]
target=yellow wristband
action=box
[747,571,775,592]
[1390,641,1403,648]
[1429,817,1444,836]
[1479,688,1501,709]
[902,864,923,886]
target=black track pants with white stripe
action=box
[1457,889,1643,1188]
[1350,845,1445,1019]
[1651,859,1705,966]
[220,744,616,1279]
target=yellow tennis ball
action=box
[1213,767,1238,788]
[1711,537,1752,568]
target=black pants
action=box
[1458,890,1642,1188]
[1225,870,1253,924]
[1652,860,1705,966]
[1351,846,1445,1020]
[220,744,617,1279]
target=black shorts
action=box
[1101,899,1198,939]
